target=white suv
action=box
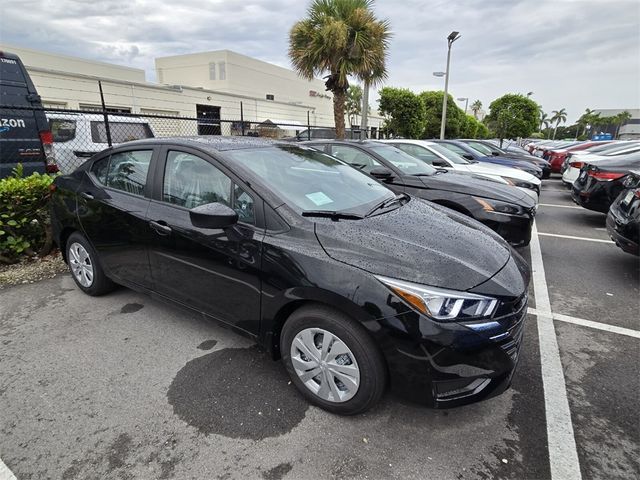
[47,113,155,174]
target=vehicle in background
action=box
[304,140,537,246]
[432,139,544,180]
[571,152,640,213]
[546,141,608,173]
[458,139,551,178]
[561,141,636,173]
[606,170,640,256]
[50,137,530,414]
[562,142,640,187]
[381,139,541,202]
[47,113,155,174]
[487,140,536,157]
[0,51,56,178]
[285,127,361,141]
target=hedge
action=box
[0,166,55,264]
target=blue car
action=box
[432,140,544,179]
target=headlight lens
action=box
[501,177,535,190]
[376,276,499,321]
[473,197,523,215]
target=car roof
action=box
[45,113,152,123]
[109,135,279,152]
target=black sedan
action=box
[303,140,537,247]
[571,152,640,213]
[459,139,552,179]
[606,170,640,256]
[51,137,530,414]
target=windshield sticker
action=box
[305,191,333,206]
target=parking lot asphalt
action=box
[1,175,638,480]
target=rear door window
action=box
[90,122,154,144]
[91,150,152,196]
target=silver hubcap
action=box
[290,328,360,403]
[68,242,94,288]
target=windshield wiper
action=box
[365,193,408,217]
[302,210,363,220]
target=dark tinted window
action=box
[49,119,76,142]
[163,151,231,209]
[0,57,26,85]
[90,122,154,144]
[96,150,152,196]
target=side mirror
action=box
[190,202,238,229]
[491,151,500,156]
[370,167,394,181]
[463,154,475,161]
[432,159,448,167]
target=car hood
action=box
[314,197,512,291]
[417,172,534,206]
[466,162,541,184]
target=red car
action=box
[548,141,612,173]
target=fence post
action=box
[98,81,112,147]
[307,111,311,140]
[240,101,245,136]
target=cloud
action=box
[0,0,638,122]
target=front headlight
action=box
[501,177,535,190]
[473,197,523,216]
[376,276,499,321]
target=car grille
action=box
[491,293,528,362]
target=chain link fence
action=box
[1,104,382,174]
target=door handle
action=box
[149,220,172,236]
[80,191,94,200]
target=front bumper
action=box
[375,289,528,408]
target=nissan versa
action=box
[51,137,530,415]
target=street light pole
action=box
[457,97,468,114]
[440,31,461,140]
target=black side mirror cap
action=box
[432,159,448,167]
[190,202,238,229]
[463,154,475,160]
[491,151,500,156]
[370,167,394,181]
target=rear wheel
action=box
[66,232,115,296]
[281,304,387,415]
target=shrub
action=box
[0,168,55,263]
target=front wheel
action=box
[66,232,115,296]
[281,305,387,415]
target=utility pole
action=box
[440,31,461,140]
[360,79,370,140]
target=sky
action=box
[1,0,638,123]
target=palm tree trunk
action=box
[333,90,347,139]
[553,121,559,140]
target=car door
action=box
[146,147,263,335]
[76,147,156,288]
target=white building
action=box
[0,43,383,136]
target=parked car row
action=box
[50,136,533,414]
[530,138,640,257]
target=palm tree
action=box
[577,108,596,139]
[471,100,482,119]
[539,111,548,132]
[345,84,363,126]
[550,108,567,140]
[289,0,391,139]
[614,111,632,139]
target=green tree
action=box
[614,111,632,138]
[345,84,363,126]
[484,94,539,142]
[471,100,482,119]
[461,114,484,138]
[550,108,567,140]
[419,91,466,138]
[378,87,426,138]
[476,122,490,139]
[576,108,596,139]
[289,0,391,139]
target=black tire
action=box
[66,232,115,296]
[281,304,387,415]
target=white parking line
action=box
[538,203,582,209]
[0,458,17,480]
[530,222,583,480]
[528,308,640,339]
[538,232,613,244]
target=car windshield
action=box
[225,145,394,215]
[426,143,471,164]
[368,144,437,175]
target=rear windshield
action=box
[90,121,154,144]
[0,56,26,85]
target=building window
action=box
[218,61,226,80]
[79,104,131,114]
[266,94,275,101]
[209,62,216,80]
